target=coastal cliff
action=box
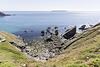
[1,23,100,67]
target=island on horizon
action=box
[51,10,67,12]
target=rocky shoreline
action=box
[10,23,100,62]
[9,25,76,61]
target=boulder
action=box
[79,25,86,30]
[63,26,76,39]
[31,30,33,32]
[54,26,58,29]
[47,27,51,29]
[55,29,59,36]
[41,30,45,36]
[46,29,53,35]
[44,38,53,42]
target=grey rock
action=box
[63,26,76,39]
[79,25,86,30]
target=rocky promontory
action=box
[0,12,11,16]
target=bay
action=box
[0,11,100,38]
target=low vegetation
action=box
[0,31,27,67]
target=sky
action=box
[0,0,100,11]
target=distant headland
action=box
[0,12,11,16]
[51,10,67,12]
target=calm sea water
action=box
[0,11,100,38]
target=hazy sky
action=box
[0,0,100,11]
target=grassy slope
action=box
[0,31,27,67]
[29,26,100,67]
[1,25,100,67]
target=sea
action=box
[0,11,100,39]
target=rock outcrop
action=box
[63,26,76,39]
[9,35,27,52]
[79,25,86,30]
[0,35,6,42]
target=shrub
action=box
[67,64,89,67]
[83,53,97,60]
[86,53,96,58]
[67,64,78,67]
[74,60,84,64]
[89,60,100,67]
[78,64,89,67]
[0,61,19,67]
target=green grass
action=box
[0,31,27,66]
[89,60,100,67]
[0,61,20,67]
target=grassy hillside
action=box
[0,31,27,67]
[28,25,100,67]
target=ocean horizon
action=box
[0,11,100,39]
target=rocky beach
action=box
[8,22,100,62]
